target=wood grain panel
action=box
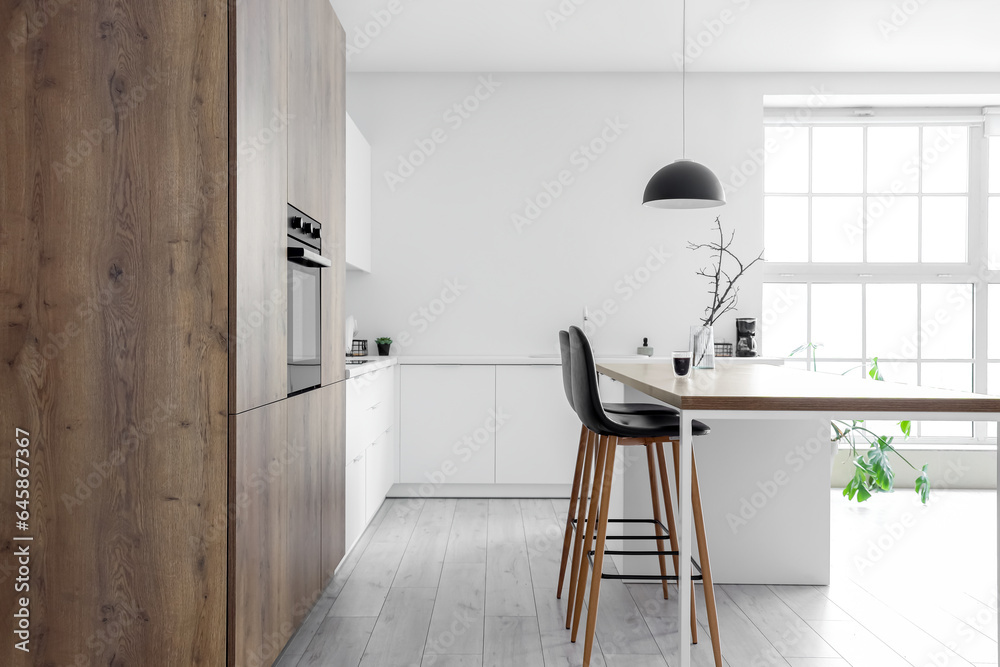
[0,0,229,664]
[288,0,335,227]
[230,0,289,413]
[231,400,290,667]
[322,9,347,386]
[597,363,1000,414]
[287,388,323,614]
[322,380,347,582]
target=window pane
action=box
[990,198,1000,270]
[811,284,861,358]
[921,197,967,263]
[764,126,809,193]
[812,127,863,193]
[990,136,1000,194]
[922,126,968,194]
[866,284,917,359]
[812,197,863,262]
[990,284,1000,359]
[764,196,808,261]
[866,196,918,262]
[920,284,973,359]
[762,283,808,358]
[919,362,973,437]
[867,126,919,194]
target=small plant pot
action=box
[376,343,391,356]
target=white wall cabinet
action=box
[346,113,371,272]
[399,365,497,484]
[495,365,581,484]
[345,365,395,551]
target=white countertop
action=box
[345,356,398,378]
[392,355,785,366]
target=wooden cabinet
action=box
[322,13,347,387]
[1,0,347,664]
[495,366,580,484]
[321,381,347,581]
[231,0,290,413]
[232,401,290,667]
[0,0,230,665]
[288,0,338,226]
[399,365,497,484]
[346,113,373,272]
[287,389,324,611]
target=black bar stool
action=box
[555,331,680,611]
[566,325,722,667]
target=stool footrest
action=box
[573,517,671,537]
[585,551,704,582]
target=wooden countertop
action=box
[597,362,1000,413]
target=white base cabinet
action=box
[495,365,581,484]
[399,365,497,485]
[344,365,396,552]
[399,364,587,487]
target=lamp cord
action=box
[681,0,686,158]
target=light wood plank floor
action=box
[276,491,997,667]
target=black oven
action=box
[287,204,330,396]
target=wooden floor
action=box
[274,491,998,667]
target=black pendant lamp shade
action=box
[642,158,726,209]
[642,0,726,210]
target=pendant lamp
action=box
[642,0,726,209]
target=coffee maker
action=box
[736,317,757,357]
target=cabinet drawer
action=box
[345,454,366,552]
[365,429,393,523]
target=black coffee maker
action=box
[736,317,758,357]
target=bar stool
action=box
[567,325,722,667]
[555,331,680,607]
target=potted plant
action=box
[792,347,931,505]
[375,337,392,356]
[688,217,763,368]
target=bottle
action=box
[637,337,654,357]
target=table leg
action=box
[679,411,693,667]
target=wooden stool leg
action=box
[571,434,609,641]
[558,424,590,599]
[582,436,617,667]
[565,429,596,629]
[692,450,723,667]
[671,441,699,645]
[645,442,670,600]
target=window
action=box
[761,110,996,444]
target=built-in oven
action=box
[287,204,330,396]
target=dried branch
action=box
[688,217,765,327]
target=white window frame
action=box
[761,108,994,447]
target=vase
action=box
[689,325,715,369]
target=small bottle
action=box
[637,337,654,357]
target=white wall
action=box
[345,72,1000,356]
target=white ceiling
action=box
[330,0,1000,73]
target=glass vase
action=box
[689,325,715,369]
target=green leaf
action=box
[899,420,911,438]
[868,357,884,382]
[915,464,930,504]
[866,445,895,491]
